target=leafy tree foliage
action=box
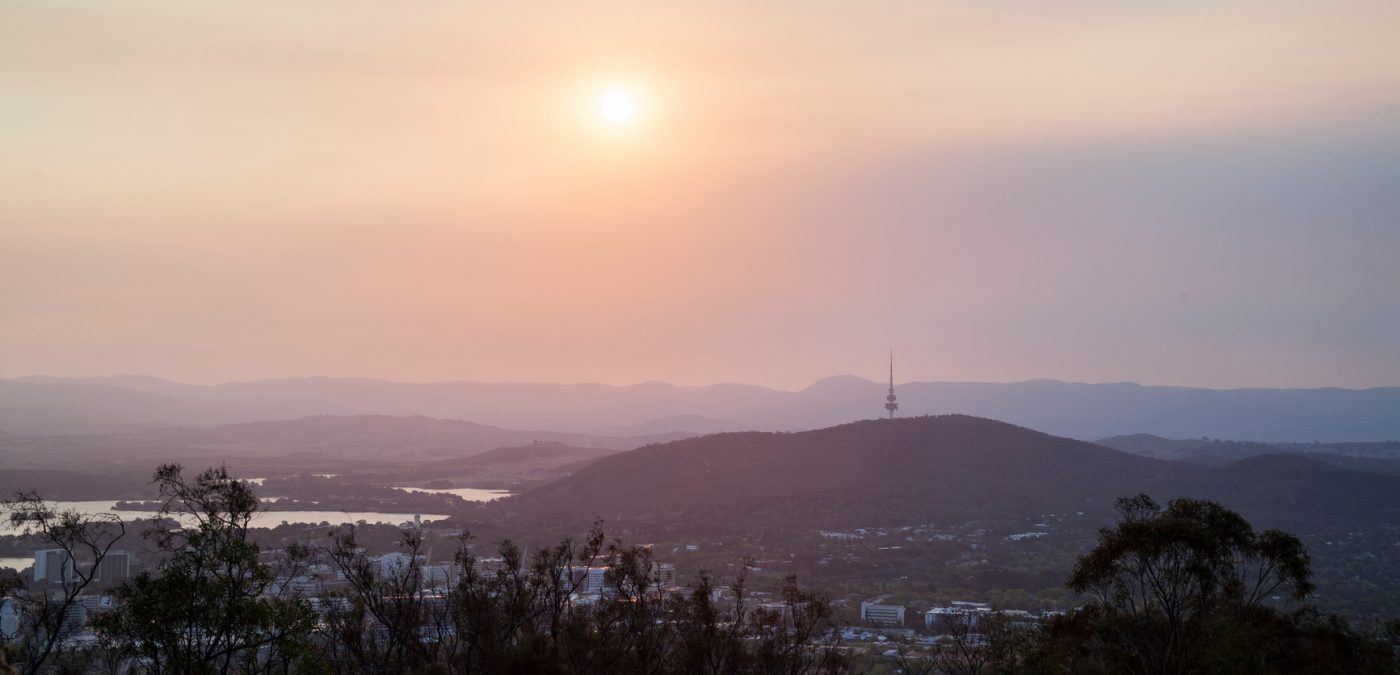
[318,521,851,675]
[1025,495,1393,675]
[94,465,317,674]
[2,492,126,674]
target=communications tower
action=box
[884,351,898,419]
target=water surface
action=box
[392,486,512,501]
[2,501,448,532]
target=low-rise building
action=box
[562,566,611,596]
[924,601,995,633]
[860,600,906,626]
[0,599,19,639]
[654,562,676,587]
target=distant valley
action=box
[0,415,662,500]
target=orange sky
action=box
[3,1,1400,388]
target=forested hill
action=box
[486,415,1400,536]
[489,415,1195,532]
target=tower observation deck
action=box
[884,351,898,419]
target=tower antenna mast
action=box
[884,350,899,419]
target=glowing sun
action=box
[597,87,639,126]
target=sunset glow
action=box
[3,4,1400,668]
[2,1,1399,389]
[597,87,638,126]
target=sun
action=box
[597,87,638,126]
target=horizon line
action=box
[6,372,1397,394]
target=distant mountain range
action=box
[486,416,1400,536]
[4,374,1398,441]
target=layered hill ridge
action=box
[1097,433,1400,476]
[6,375,1400,441]
[0,414,675,470]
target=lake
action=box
[392,486,513,501]
[2,500,450,533]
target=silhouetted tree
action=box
[94,465,316,674]
[316,519,849,675]
[671,568,752,675]
[321,525,446,673]
[2,492,126,675]
[749,575,849,675]
[1014,495,1400,675]
[1063,495,1312,674]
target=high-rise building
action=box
[95,551,132,582]
[33,549,73,584]
[58,604,85,638]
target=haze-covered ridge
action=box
[4,375,1400,441]
[0,414,680,470]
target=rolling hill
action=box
[489,415,1196,532]
[486,415,1400,536]
[392,442,624,487]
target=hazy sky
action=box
[3,1,1399,389]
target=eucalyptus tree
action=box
[1063,495,1313,675]
[95,465,316,675]
[3,492,127,675]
